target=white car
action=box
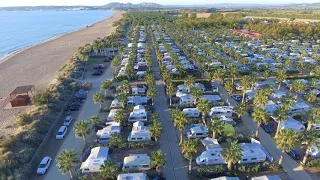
[36,157,52,175]
[63,116,73,126]
[56,126,67,139]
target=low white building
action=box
[128,121,151,141]
[80,147,109,173]
[122,154,151,171]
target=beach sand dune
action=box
[0,11,123,132]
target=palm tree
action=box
[309,78,318,90]
[114,109,127,125]
[151,150,167,176]
[181,139,200,173]
[74,120,89,145]
[120,80,130,94]
[305,107,320,131]
[207,117,224,139]
[224,80,233,95]
[252,107,268,137]
[304,91,316,102]
[234,103,247,118]
[172,109,188,144]
[197,99,211,124]
[144,74,155,87]
[93,92,104,109]
[150,119,163,143]
[275,129,298,165]
[147,87,157,106]
[56,149,79,179]
[117,93,127,108]
[213,68,225,84]
[240,75,250,103]
[150,114,160,122]
[221,139,242,171]
[227,64,238,85]
[166,81,175,106]
[189,86,203,105]
[100,80,113,96]
[275,69,287,90]
[99,159,119,180]
[301,130,320,164]
[108,134,126,148]
[185,75,195,89]
[290,80,304,96]
[274,105,289,137]
[253,89,269,108]
[249,73,259,90]
[90,115,100,127]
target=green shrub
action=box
[108,134,127,149]
[127,141,156,149]
[192,165,227,178]
[17,113,32,127]
[305,159,320,168]
[0,136,17,151]
[32,92,50,106]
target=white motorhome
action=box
[187,124,209,139]
[107,109,120,121]
[218,115,236,126]
[179,94,194,105]
[128,105,147,122]
[183,108,200,118]
[201,137,222,150]
[117,173,149,180]
[280,116,305,132]
[196,149,226,165]
[200,95,223,104]
[122,154,151,171]
[80,147,109,173]
[96,123,121,143]
[289,102,310,115]
[209,106,234,118]
[239,143,267,164]
[127,121,151,142]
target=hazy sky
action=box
[0,0,319,7]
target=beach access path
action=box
[38,65,114,180]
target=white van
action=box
[209,106,233,117]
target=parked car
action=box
[36,157,52,175]
[56,126,68,139]
[92,69,103,75]
[231,94,242,101]
[261,123,273,134]
[63,116,73,126]
[288,149,301,160]
[69,101,81,107]
[69,104,80,111]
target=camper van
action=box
[187,124,209,139]
[96,123,121,143]
[179,94,194,105]
[218,115,236,126]
[209,106,234,118]
[110,99,122,108]
[122,154,151,171]
[107,109,120,121]
[127,121,151,142]
[280,116,305,132]
[183,108,200,118]
[117,173,148,180]
[289,102,310,115]
[200,95,223,104]
[239,143,267,164]
[128,105,147,122]
[196,149,226,165]
[127,96,148,106]
[80,147,109,173]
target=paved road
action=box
[214,82,313,180]
[43,65,114,180]
[149,33,189,180]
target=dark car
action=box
[69,102,81,107]
[261,123,273,134]
[288,149,301,160]
[69,105,80,111]
[92,69,103,75]
[231,94,242,101]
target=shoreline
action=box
[0,11,115,65]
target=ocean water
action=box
[0,10,114,59]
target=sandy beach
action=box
[0,11,123,132]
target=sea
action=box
[0,10,114,60]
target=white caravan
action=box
[209,106,234,118]
[128,105,147,122]
[196,149,227,165]
[96,122,121,143]
[183,108,200,118]
[117,173,148,180]
[280,116,305,132]
[289,102,310,115]
[239,143,267,164]
[122,154,151,171]
[80,147,109,173]
[187,124,209,139]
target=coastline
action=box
[0,11,115,64]
[0,11,124,98]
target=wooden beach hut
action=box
[9,85,35,107]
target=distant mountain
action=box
[102,2,164,9]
